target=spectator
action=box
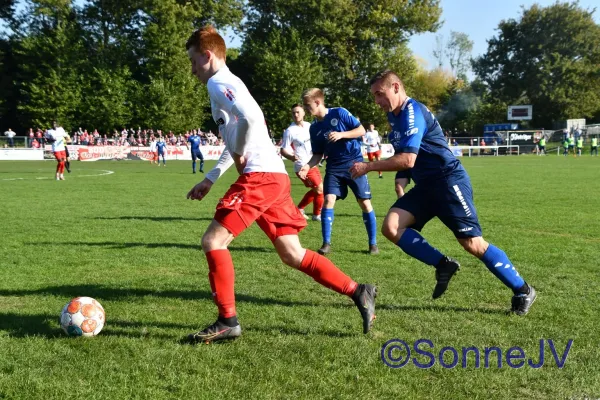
[452,138,458,146]
[3,128,16,147]
[28,128,34,147]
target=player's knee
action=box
[382,222,401,242]
[201,231,227,252]
[458,237,487,258]
[277,246,304,268]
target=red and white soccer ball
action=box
[60,297,106,337]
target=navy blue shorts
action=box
[391,178,482,238]
[324,170,371,200]
[191,150,203,161]
[395,169,412,184]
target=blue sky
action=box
[408,0,600,71]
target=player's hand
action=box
[350,161,369,179]
[327,131,344,143]
[298,164,310,179]
[187,178,213,201]
[233,153,246,175]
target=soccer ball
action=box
[60,297,106,337]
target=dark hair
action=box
[369,70,403,88]
[291,103,303,110]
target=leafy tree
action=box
[445,31,473,80]
[242,0,442,131]
[13,0,85,131]
[472,2,600,127]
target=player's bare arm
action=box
[298,152,323,179]
[328,125,366,143]
[350,153,416,179]
[187,178,213,201]
[280,147,298,162]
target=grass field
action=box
[1,156,599,399]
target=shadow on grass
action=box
[377,303,508,315]
[93,216,213,222]
[0,285,317,308]
[0,313,357,340]
[28,241,272,253]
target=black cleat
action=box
[186,320,242,344]
[352,284,377,334]
[432,256,460,299]
[369,244,380,255]
[317,243,331,255]
[511,286,537,316]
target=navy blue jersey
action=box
[309,107,363,172]
[387,98,465,184]
[188,135,201,151]
[156,141,167,153]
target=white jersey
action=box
[206,66,286,182]
[149,140,157,152]
[364,130,381,153]
[281,122,312,172]
[47,127,68,152]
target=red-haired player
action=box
[185,26,376,343]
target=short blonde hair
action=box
[302,88,324,102]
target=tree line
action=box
[0,0,598,137]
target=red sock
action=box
[297,250,357,296]
[298,190,315,211]
[59,162,65,174]
[313,193,324,216]
[56,162,61,174]
[205,249,236,318]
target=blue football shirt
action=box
[387,98,465,184]
[309,107,363,172]
[188,135,201,151]
[156,141,167,153]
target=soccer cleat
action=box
[317,243,331,255]
[187,320,242,344]
[312,215,322,222]
[511,286,537,316]
[369,244,380,255]
[352,284,377,334]
[299,209,310,220]
[378,174,383,179]
[432,256,460,299]
[59,174,65,180]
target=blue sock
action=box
[321,208,334,244]
[481,244,525,292]
[200,161,204,171]
[192,160,196,172]
[362,211,377,245]
[396,229,444,266]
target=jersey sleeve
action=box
[207,81,237,114]
[309,124,324,155]
[393,102,426,154]
[337,108,361,131]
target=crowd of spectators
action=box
[5,127,223,148]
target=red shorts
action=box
[54,151,66,161]
[367,150,381,161]
[295,167,322,189]
[215,172,308,242]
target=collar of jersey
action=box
[400,97,412,111]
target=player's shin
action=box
[205,249,237,320]
[298,191,315,211]
[297,250,357,296]
[480,244,528,294]
[362,211,377,245]
[313,193,324,216]
[192,160,196,172]
[321,208,334,244]
[396,229,444,266]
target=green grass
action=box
[1,156,599,399]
